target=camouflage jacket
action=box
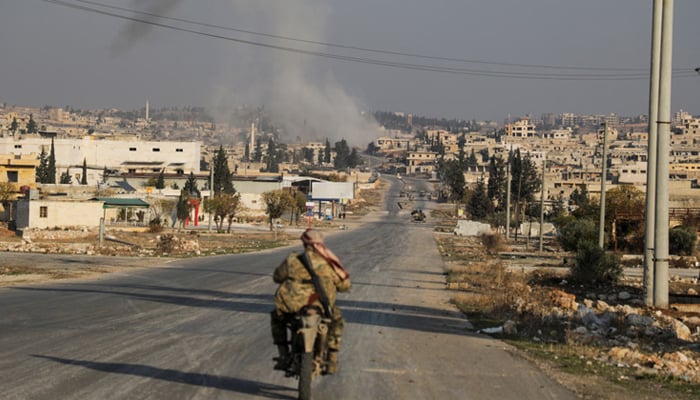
[273,249,351,314]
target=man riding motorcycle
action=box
[270,228,351,374]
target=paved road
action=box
[0,177,576,399]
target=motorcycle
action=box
[278,305,332,400]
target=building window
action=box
[6,171,18,182]
[152,148,160,152]
[14,144,21,149]
[129,147,137,151]
[176,148,183,152]
[40,206,48,218]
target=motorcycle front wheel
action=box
[298,351,313,400]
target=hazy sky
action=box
[1,0,699,125]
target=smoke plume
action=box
[209,0,382,148]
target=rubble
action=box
[517,288,700,383]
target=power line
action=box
[71,0,677,73]
[44,0,699,81]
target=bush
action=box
[555,216,597,251]
[148,217,165,233]
[669,226,697,256]
[570,241,622,284]
[480,232,505,254]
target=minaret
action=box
[145,99,150,122]
[250,122,255,155]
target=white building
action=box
[0,136,201,185]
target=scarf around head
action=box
[301,229,349,281]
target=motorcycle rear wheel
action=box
[298,351,313,400]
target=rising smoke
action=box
[208,0,383,148]
[111,0,184,55]
[111,0,382,148]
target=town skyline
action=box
[1,1,699,127]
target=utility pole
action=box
[506,148,512,241]
[644,0,663,306]
[654,0,674,308]
[598,121,608,249]
[208,157,214,232]
[539,156,545,253]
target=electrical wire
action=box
[43,0,699,81]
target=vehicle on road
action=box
[411,209,426,223]
[277,305,331,400]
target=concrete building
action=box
[0,136,201,185]
[0,153,39,191]
[505,119,537,138]
[407,150,438,175]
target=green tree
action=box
[254,139,263,162]
[324,139,332,164]
[510,150,540,205]
[555,216,597,251]
[571,241,622,285]
[333,139,351,169]
[10,117,18,134]
[604,185,646,251]
[366,142,379,156]
[487,156,507,211]
[265,138,279,172]
[203,192,243,232]
[669,226,697,256]
[302,147,315,163]
[155,170,165,189]
[467,177,492,220]
[80,158,87,185]
[289,190,308,225]
[175,190,192,229]
[36,147,49,183]
[261,189,294,231]
[438,159,467,212]
[569,184,591,213]
[213,146,235,194]
[348,148,360,168]
[47,139,57,184]
[26,114,38,134]
[183,172,201,198]
[60,169,72,184]
[467,149,478,171]
[244,141,250,162]
[549,193,567,221]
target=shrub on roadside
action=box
[480,232,506,254]
[570,240,622,284]
[669,226,697,256]
[555,216,597,251]
[148,217,165,233]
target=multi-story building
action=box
[0,135,201,185]
[374,137,410,151]
[505,119,536,138]
[0,153,39,192]
[407,150,438,175]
